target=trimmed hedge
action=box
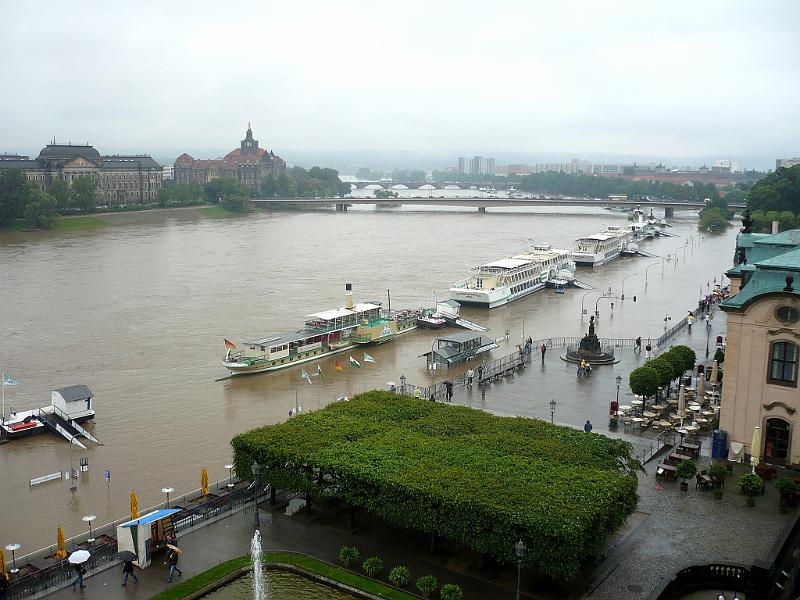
[232,392,640,580]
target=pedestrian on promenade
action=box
[635,336,642,354]
[687,311,695,333]
[645,343,652,359]
[466,368,474,387]
[122,559,138,586]
[414,387,421,399]
[165,547,183,583]
[541,343,547,363]
[610,301,614,311]
[444,381,453,402]
[477,366,483,385]
[584,420,593,433]
[71,563,86,590]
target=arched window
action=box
[769,341,798,386]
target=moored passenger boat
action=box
[573,225,633,267]
[449,244,575,308]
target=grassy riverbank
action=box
[149,551,420,600]
[196,205,238,218]
[3,215,108,232]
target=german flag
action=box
[335,361,343,372]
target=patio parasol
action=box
[0,549,5,574]
[116,550,137,562]
[751,426,761,473]
[710,360,719,386]
[56,526,67,559]
[130,490,140,520]
[68,550,91,564]
[677,385,686,426]
[201,467,209,496]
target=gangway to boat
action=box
[570,279,593,290]
[451,318,489,332]
[633,248,659,258]
[34,406,102,448]
[657,230,679,238]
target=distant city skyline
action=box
[1,0,798,165]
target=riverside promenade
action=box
[38,308,798,600]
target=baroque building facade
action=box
[0,143,162,206]
[720,217,800,467]
[173,125,286,192]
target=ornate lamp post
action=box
[644,261,659,285]
[706,319,712,358]
[514,539,526,600]
[615,375,622,416]
[580,290,595,319]
[225,464,235,490]
[5,543,20,574]
[549,399,556,424]
[251,461,261,527]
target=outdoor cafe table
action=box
[652,404,667,410]
[659,420,673,429]
[667,399,678,405]
[669,452,692,463]
[643,411,658,418]
[680,441,701,455]
[631,400,643,406]
[618,405,632,412]
[685,425,700,434]
[689,405,703,412]
[701,410,715,417]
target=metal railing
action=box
[6,476,265,600]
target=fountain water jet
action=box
[251,530,268,600]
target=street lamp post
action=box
[580,290,595,319]
[251,461,261,528]
[621,273,639,300]
[706,319,712,358]
[521,311,534,340]
[644,261,659,285]
[224,464,235,490]
[514,539,526,600]
[161,487,174,509]
[615,375,622,416]
[82,515,97,544]
[549,399,556,424]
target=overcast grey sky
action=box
[2,0,799,164]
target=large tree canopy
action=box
[232,392,639,580]
[747,165,800,215]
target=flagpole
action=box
[2,371,5,425]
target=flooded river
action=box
[0,204,737,550]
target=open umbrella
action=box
[68,550,91,564]
[115,550,137,562]
[710,360,719,386]
[0,549,5,575]
[751,426,762,473]
[677,385,686,423]
[130,490,140,520]
[166,544,182,555]
[201,467,209,496]
[56,526,67,559]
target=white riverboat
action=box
[222,285,417,376]
[573,225,633,267]
[449,244,575,308]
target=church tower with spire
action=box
[240,123,259,156]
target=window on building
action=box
[769,341,798,386]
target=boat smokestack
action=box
[345,283,353,309]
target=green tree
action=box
[648,357,675,389]
[49,179,71,210]
[698,208,730,232]
[628,366,659,400]
[71,175,97,212]
[24,187,58,229]
[779,211,796,231]
[662,349,686,379]
[0,168,31,225]
[204,177,248,203]
[747,164,800,214]
[221,194,251,212]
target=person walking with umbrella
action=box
[69,550,90,590]
[165,544,182,583]
[117,551,138,586]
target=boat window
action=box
[260,346,265,352]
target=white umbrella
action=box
[678,385,686,421]
[710,360,719,386]
[751,426,761,473]
[698,369,705,397]
[68,550,91,564]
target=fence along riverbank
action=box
[399,304,713,400]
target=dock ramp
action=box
[35,408,101,448]
[570,279,593,290]
[658,230,679,238]
[634,249,659,258]
[451,318,489,332]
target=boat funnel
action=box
[345,283,353,309]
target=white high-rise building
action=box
[777,157,800,170]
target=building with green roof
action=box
[719,217,800,467]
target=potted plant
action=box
[441,583,465,600]
[740,472,763,507]
[676,459,697,492]
[388,565,411,588]
[609,415,619,429]
[361,556,384,578]
[416,575,439,598]
[775,477,798,514]
[338,545,359,568]
[708,463,728,489]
